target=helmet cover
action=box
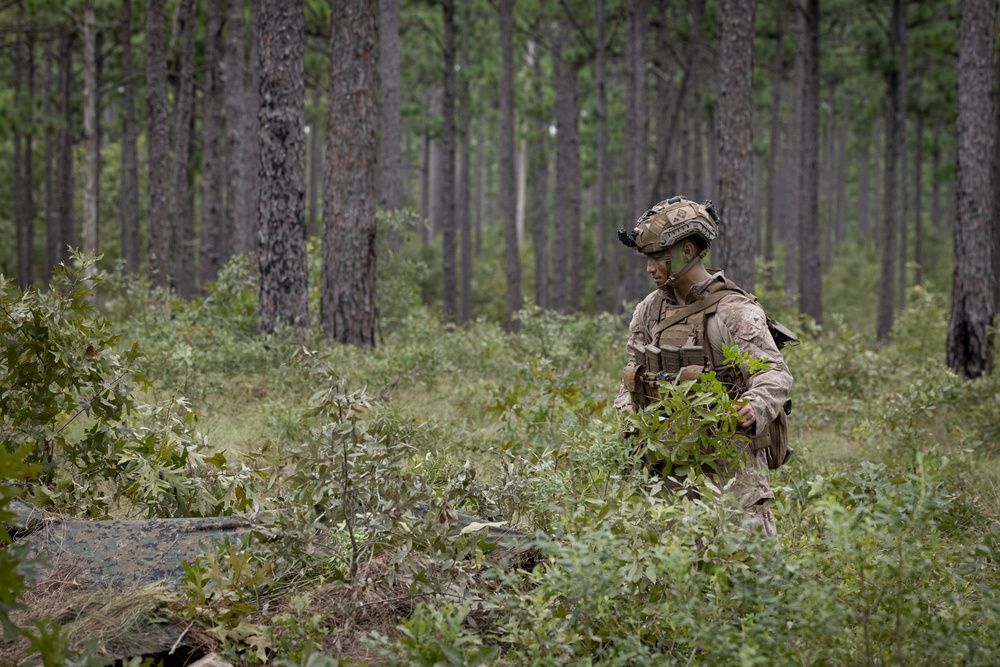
[623,196,719,254]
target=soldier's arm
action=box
[614,298,654,412]
[716,296,793,436]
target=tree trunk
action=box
[947,0,996,377]
[877,0,904,341]
[322,0,379,346]
[308,87,322,238]
[120,0,141,275]
[57,32,75,268]
[595,0,610,312]
[224,0,252,259]
[147,0,172,287]
[798,0,822,322]
[624,0,650,303]
[458,6,473,323]
[44,40,58,273]
[82,0,99,293]
[13,17,28,287]
[914,112,923,286]
[764,22,783,291]
[201,0,226,286]
[500,0,522,327]
[171,0,197,297]
[835,107,848,247]
[897,14,909,312]
[716,0,757,292]
[441,0,458,322]
[858,137,871,239]
[784,4,804,296]
[23,30,36,286]
[551,21,569,312]
[257,0,308,334]
[475,127,485,255]
[378,0,403,211]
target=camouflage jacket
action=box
[615,271,794,507]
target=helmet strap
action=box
[662,248,709,287]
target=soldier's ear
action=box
[683,240,696,259]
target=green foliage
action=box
[380,602,497,667]
[178,538,272,660]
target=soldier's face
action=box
[646,249,672,287]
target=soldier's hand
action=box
[737,402,756,430]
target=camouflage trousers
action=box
[742,500,777,538]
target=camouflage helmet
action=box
[617,196,720,254]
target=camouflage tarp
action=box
[6,498,255,590]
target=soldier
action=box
[615,195,793,537]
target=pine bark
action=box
[877,0,904,341]
[322,0,379,346]
[201,0,226,286]
[147,0,172,287]
[798,0,822,322]
[13,17,28,287]
[82,0,99,291]
[716,0,757,292]
[308,87,322,238]
[23,30,35,286]
[56,32,75,268]
[784,5,805,296]
[500,0,522,327]
[378,0,403,211]
[257,0,308,334]
[171,0,197,297]
[441,0,458,322]
[44,41,58,273]
[594,0,610,312]
[120,0,141,275]
[458,14,473,324]
[914,112,923,286]
[529,33,550,311]
[764,23,783,291]
[624,0,649,303]
[947,0,996,377]
[858,140,871,239]
[224,0,254,259]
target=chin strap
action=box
[662,248,710,287]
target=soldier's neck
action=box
[671,263,712,303]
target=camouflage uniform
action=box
[615,272,793,537]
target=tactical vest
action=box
[622,278,793,469]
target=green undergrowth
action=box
[3,252,1000,665]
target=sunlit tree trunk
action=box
[322,0,378,346]
[947,0,996,377]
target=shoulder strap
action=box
[650,287,739,340]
